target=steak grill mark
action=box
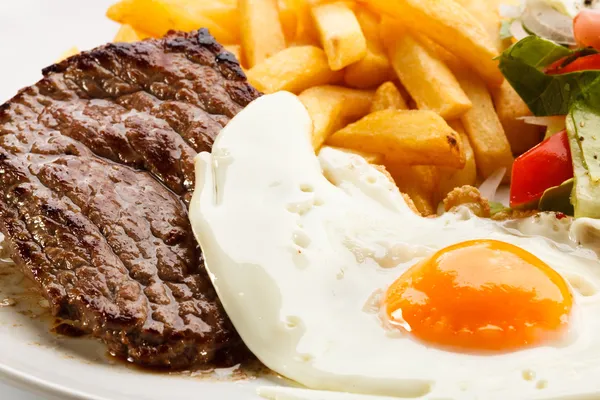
[0,29,260,369]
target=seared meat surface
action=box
[0,29,260,368]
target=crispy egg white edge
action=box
[189,92,600,400]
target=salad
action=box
[500,0,600,218]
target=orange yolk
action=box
[384,240,573,352]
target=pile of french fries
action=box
[103,0,542,216]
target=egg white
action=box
[190,92,600,400]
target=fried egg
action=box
[189,92,600,399]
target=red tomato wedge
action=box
[510,130,573,208]
[546,53,600,75]
[574,9,600,50]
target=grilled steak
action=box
[0,29,260,368]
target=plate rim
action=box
[0,362,109,400]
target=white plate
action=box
[0,1,280,398]
[0,263,287,400]
[0,2,517,399]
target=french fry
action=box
[344,50,392,89]
[492,81,543,155]
[279,0,299,44]
[388,165,439,196]
[107,0,240,44]
[372,166,424,218]
[299,85,375,149]
[240,0,287,68]
[344,7,392,89]
[246,46,343,94]
[405,188,436,216]
[454,0,503,51]
[327,109,465,168]
[305,0,340,4]
[437,120,477,201]
[455,70,514,182]
[374,164,397,186]
[387,165,439,216]
[353,5,380,39]
[322,146,384,164]
[371,83,437,215]
[56,47,79,63]
[381,20,471,120]
[366,0,504,87]
[414,33,462,72]
[312,2,367,71]
[370,81,408,112]
[114,24,147,43]
[278,0,320,46]
[291,0,321,45]
[415,34,536,156]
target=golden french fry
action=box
[437,120,477,201]
[114,24,145,43]
[279,0,299,44]
[366,0,503,87]
[299,85,375,149]
[107,0,240,44]
[385,164,438,216]
[368,79,438,215]
[354,5,380,39]
[371,166,424,216]
[247,46,343,94]
[492,81,543,155]
[135,28,151,39]
[307,100,344,148]
[344,52,392,89]
[370,81,408,112]
[240,0,286,68]
[56,47,79,63]
[416,34,526,159]
[327,109,465,168]
[455,70,514,182]
[388,164,439,195]
[224,45,242,59]
[405,188,436,216]
[322,146,384,164]
[312,2,367,71]
[414,33,462,72]
[400,192,422,215]
[381,20,471,120]
[344,7,392,89]
[278,0,320,45]
[454,0,503,51]
[290,0,321,45]
[373,164,397,185]
[393,166,439,216]
[200,0,240,40]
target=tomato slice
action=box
[546,53,600,75]
[509,130,573,208]
[574,9,600,50]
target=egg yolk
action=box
[384,240,573,352]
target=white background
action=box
[0,1,118,103]
[0,1,117,397]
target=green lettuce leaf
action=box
[566,101,600,218]
[569,102,600,182]
[489,201,509,216]
[498,36,600,116]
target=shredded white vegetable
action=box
[518,115,566,127]
[478,168,507,203]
